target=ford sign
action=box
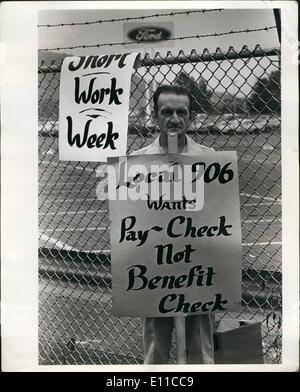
[128,26,171,42]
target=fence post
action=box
[273,9,281,44]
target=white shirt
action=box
[130,135,214,155]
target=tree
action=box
[248,70,281,113]
[175,71,212,114]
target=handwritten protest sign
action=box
[108,152,242,317]
[59,53,139,162]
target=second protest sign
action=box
[59,52,138,162]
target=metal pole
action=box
[273,9,281,44]
[39,48,282,74]
[142,47,155,121]
[167,133,187,364]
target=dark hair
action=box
[153,84,192,113]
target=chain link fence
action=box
[38,45,281,365]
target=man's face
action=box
[153,93,193,137]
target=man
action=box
[130,85,215,364]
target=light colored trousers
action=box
[143,314,215,364]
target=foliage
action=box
[248,70,281,113]
[175,71,213,113]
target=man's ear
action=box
[190,111,196,122]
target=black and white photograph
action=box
[1,1,298,372]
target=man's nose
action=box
[170,112,180,123]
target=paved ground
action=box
[39,272,281,365]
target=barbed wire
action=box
[39,26,277,52]
[38,9,224,28]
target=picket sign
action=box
[167,133,186,364]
